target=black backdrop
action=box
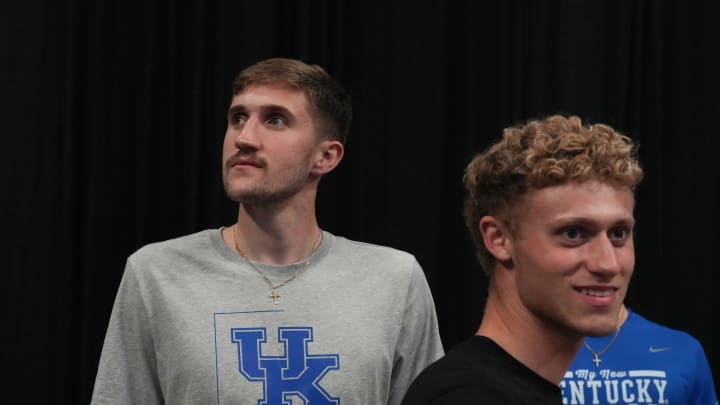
[3,1,719,402]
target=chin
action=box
[223,186,253,203]
[226,191,263,204]
[223,186,241,201]
[581,318,619,337]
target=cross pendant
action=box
[592,354,601,367]
[270,289,281,305]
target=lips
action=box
[229,156,262,168]
[574,286,618,298]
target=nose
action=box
[586,235,622,275]
[232,117,261,152]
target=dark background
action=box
[3,0,719,402]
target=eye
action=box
[562,227,582,240]
[609,227,629,241]
[231,112,247,125]
[557,226,589,246]
[266,114,288,127]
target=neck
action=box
[617,305,629,326]
[225,194,321,265]
[477,286,583,385]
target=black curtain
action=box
[3,1,719,402]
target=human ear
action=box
[479,216,513,263]
[311,140,344,175]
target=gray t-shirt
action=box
[91,229,444,404]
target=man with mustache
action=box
[91,58,443,404]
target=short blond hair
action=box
[463,115,644,273]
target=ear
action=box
[479,215,513,263]
[311,140,344,176]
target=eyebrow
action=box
[227,104,295,118]
[227,105,244,117]
[551,216,636,229]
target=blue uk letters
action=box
[231,327,340,405]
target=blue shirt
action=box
[562,310,717,405]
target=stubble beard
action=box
[223,164,311,206]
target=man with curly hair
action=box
[402,115,643,404]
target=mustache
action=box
[226,153,265,168]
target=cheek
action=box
[618,248,635,274]
[222,134,235,158]
[521,249,586,283]
[515,240,574,271]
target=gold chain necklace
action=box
[233,225,323,305]
[583,324,622,367]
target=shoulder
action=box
[330,233,416,259]
[402,356,483,404]
[627,311,707,354]
[125,229,221,278]
[403,338,537,404]
[408,338,501,385]
[630,312,702,343]
[130,229,215,260]
[326,233,421,274]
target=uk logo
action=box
[231,326,340,405]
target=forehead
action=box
[230,83,310,115]
[515,180,635,228]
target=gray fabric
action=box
[91,229,444,404]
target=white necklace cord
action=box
[583,313,626,367]
[232,225,322,304]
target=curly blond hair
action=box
[463,115,644,274]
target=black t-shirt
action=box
[401,336,562,404]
